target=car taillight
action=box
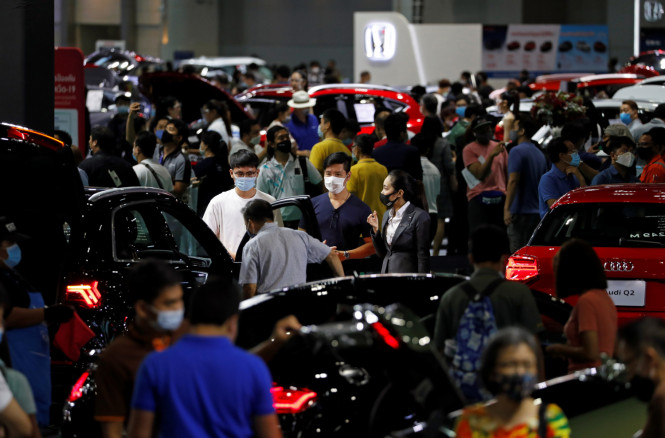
[66,281,102,308]
[506,255,540,282]
[67,371,90,403]
[271,385,317,414]
[6,126,64,151]
[371,322,400,349]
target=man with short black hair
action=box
[153,119,191,199]
[434,225,543,353]
[621,99,644,135]
[638,128,665,183]
[132,132,174,192]
[309,109,352,175]
[128,277,283,438]
[538,138,586,218]
[79,127,140,188]
[348,134,388,225]
[591,137,639,185]
[371,113,423,180]
[372,108,391,149]
[203,150,281,260]
[240,200,344,299]
[95,260,185,438]
[230,119,262,157]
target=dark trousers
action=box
[467,195,506,234]
[507,213,541,253]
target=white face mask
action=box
[616,151,636,168]
[324,176,346,194]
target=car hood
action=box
[139,72,253,124]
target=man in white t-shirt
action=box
[132,131,174,192]
[203,150,282,260]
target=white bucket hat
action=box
[287,90,316,109]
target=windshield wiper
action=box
[619,238,665,247]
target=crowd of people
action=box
[2,60,665,436]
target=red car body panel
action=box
[508,184,665,326]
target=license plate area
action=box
[606,280,646,307]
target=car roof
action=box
[178,56,266,67]
[86,186,175,203]
[553,184,665,208]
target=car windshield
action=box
[531,202,665,247]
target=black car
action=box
[60,273,572,437]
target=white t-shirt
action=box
[133,159,175,192]
[208,117,231,149]
[202,188,282,259]
[0,372,13,412]
[420,156,441,214]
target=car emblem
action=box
[644,1,665,22]
[364,23,397,61]
[603,260,635,272]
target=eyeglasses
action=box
[233,171,257,178]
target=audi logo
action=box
[603,261,634,272]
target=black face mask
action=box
[475,133,491,145]
[276,140,292,153]
[380,191,399,208]
[631,374,656,402]
[637,147,655,162]
[160,130,175,145]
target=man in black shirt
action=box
[79,127,140,188]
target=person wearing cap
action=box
[590,137,640,185]
[285,91,319,155]
[632,103,665,142]
[0,217,75,426]
[309,109,352,176]
[638,128,665,184]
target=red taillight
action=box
[6,126,64,151]
[271,385,317,414]
[371,322,400,349]
[67,371,90,402]
[66,281,102,308]
[506,255,540,282]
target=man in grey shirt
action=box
[239,200,344,300]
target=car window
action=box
[161,211,209,259]
[313,95,349,119]
[113,206,175,261]
[531,202,665,247]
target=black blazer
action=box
[371,203,431,273]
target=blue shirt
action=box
[131,335,274,438]
[507,142,548,215]
[304,194,372,251]
[286,114,319,151]
[371,141,423,180]
[590,165,640,185]
[538,164,580,218]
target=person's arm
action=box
[125,102,140,146]
[28,414,40,438]
[173,181,188,197]
[101,421,123,438]
[4,308,44,329]
[546,330,599,362]
[0,398,32,438]
[565,166,587,187]
[367,211,387,259]
[337,238,375,261]
[325,249,345,277]
[504,171,520,225]
[253,414,283,438]
[127,409,155,438]
[578,161,598,182]
[467,143,505,180]
[243,284,258,301]
[250,315,302,363]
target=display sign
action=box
[483,25,608,76]
[606,280,646,307]
[54,47,85,151]
[364,22,397,61]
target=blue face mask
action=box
[155,130,164,142]
[620,112,632,125]
[151,306,184,332]
[567,152,581,167]
[317,125,324,139]
[132,153,138,162]
[4,243,21,268]
[117,106,129,115]
[352,153,358,162]
[235,176,257,192]
[342,138,352,146]
[456,106,467,118]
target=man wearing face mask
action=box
[590,137,639,185]
[285,91,319,155]
[131,131,174,192]
[240,200,344,299]
[638,128,665,183]
[153,119,191,199]
[256,126,323,228]
[94,260,185,438]
[203,150,281,260]
[230,120,263,158]
[617,318,665,438]
[309,109,352,175]
[300,153,374,264]
[538,138,586,218]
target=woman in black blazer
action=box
[367,170,431,273]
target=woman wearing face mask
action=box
[546,239,617,372]
[193,130,233,217]
[590,137,639,185]
[462,117,508,233]
[367,170,430,273]
[455,327,571,438]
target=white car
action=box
[176,56,273,83]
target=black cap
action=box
[0,217,28,242]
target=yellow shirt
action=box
[348,158,388,226]
[309,138,351,175]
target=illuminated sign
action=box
[644,1,665,22]
[364,23,396,61]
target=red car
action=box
[572,73,645,98]
[235,83,424,135]
[506,184,665,326]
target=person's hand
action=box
[367,211,379,233]
[490,142,506,158]
[545,343,567,359]
[565,166,581,178]
[588,142,600,154]
[44,304,75,324]
[128,102,141,117]
[503,209,512,226]
[271,315,302,344]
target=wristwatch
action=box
[343,251,350,260]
